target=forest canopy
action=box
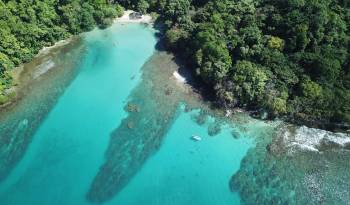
[117,0,350,129]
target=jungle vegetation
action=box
[1,0,349,130]
[119,0,350,129]
[0,0,123,103]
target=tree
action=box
[301,78,322,99]
[231,60,268,103]
[0,0,124,104]
[164,0,190,22]
[195,39,231,83]
[267,36,284,50]
[136,0,149,14]
[164,27,189,50]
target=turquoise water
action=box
[106,107,252,205]
[1,22,348,205]
[0,23,257,205]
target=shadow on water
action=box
[0,39,85,183]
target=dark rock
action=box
[129,12,142,20]
[126,102,140,112]
[208,122,221,136]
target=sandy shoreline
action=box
[12,9,150,83]
[7,38,72,83]
[115,10,152,24]
[1,10,152,109]
[0,38,74,110]
[4,38,72,93]
[11,10,151,85]
[37,39,72,57]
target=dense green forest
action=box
[118,0,350,129]
[0,0,123,103]
[1,0,349,129]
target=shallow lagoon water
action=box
[1,22,347,205]
[0,23,256,205]
[0,23,156,204]
[106,107,252,205]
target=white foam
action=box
[37,39,70,56]
[32,60,55,79]
[280,126,350,152]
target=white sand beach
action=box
[115,10,152,23]
[173,71,187,83]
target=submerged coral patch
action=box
[231,125,350,205]
[86,52,190,202]
[0,41,84,183]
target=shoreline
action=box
[164,38,350,133]
[37,39,72,57]
[0,10,152,110]
[1,9,346,133]
[0,38,74,110]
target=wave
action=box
[270,125,350,154]
[32,60,55,79]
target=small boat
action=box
[191,135,202,141]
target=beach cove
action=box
[0,14,269,205]
[0,11,349,205]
